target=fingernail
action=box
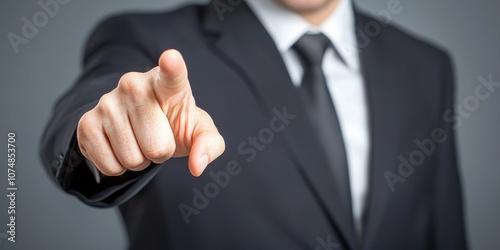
[199,154,209,174]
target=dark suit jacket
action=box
[40,2,467,249]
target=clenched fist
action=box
[77,49,225,177]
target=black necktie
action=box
[293,33,353,223]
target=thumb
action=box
[155,49,190,101]
[188,108,225,177]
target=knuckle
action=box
[96,93,117,114]
[99,166,125,176]
[118,72,148,101]
[164,144,176,158]
[78,144,125,177]
[77,113,95,141]
[118,72,140,87]
[217,134,226,153]
[120,153,147,170]
[197,108,215,124]
[128,159,152,172]
[94,157,125,176]
[143,143,175,163]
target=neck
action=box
[297,0,340,27]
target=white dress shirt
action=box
[246,0,370,234]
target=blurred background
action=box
[0,0,499,249]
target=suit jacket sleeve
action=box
[433,54,468,249]
[40,15,163,207]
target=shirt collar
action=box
[246,0,359,70]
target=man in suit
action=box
[40,0,467,249]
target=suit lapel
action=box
[353,11,404,249]
[202,3,356,249]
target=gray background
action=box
[0,0,498,249]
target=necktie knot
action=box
[293,33,331,67]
